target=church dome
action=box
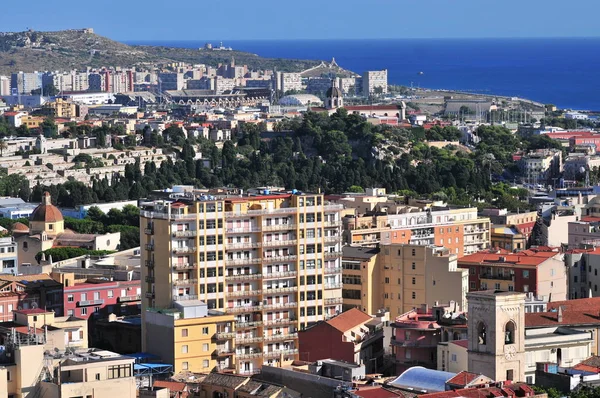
[30,192,63,223]
[326,85,343,98]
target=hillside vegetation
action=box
[0,29,321,74]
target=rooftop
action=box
[326,308,373,333]
[459,248,559,267]
[342,246,380,260]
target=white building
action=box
[362,70,388,96]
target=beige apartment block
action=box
[141,190,343,375]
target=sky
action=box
[1,0,600,41]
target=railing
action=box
[225,258,262,266]
[263,255,297,263]
[228,241,261,249]
[262,224,295,232]
[237,370,262,376]
[264,286,298,294]
[173,263,197,270]
[173,230,198,238]
[142,210,199,220]
[236,351,263,359]
[325,297,343,305]
[325,283,343,290]
[227,289,262,297]
[226,273,262,280]
[145,260,155,268]
[324,221,342,228]
[263,302,297,310]
[324,267,342,274]
[264,332,298,342]
[225,207,298,217]
[480,273,514,281]
[236,321,263,329]
[263,318,296,326]
[173,278,198,286]
[237,336,264,343]
[264,349,298,358]
[324,236,340,243]
[78,299,104,307]
[324,251,343,258]
[173,294,199,301]
[145,276,155,283]
[216,349,235,357]
[227,305,263,313]
[324,204,344,212]
[145,292,155,299]
[145,244,154,251]
[144,227,154,235]
[263,271,297,279]
[215,332,236,340]
[262,239,298,247]
[118,295,141,302]
[173,247,197,254]
[226,227,261,233]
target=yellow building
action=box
[141,190,344,375]
[42,98,78,118]
[490,225,527,251]
[342,244,468,317]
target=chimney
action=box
[557,306,563,323]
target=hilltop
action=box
[0,28,348,75]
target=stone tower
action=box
[467,290,526,382]
[326,79,343,110]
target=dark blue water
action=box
[127,38,600,110]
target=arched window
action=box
[505,321,516,344]
[477,322,487,345]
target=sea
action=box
[126,38,600,111]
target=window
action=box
[384,277,390,284]
[81,308,87,316]
[411,262,416,270]
[68,310,74,316]
[505,321,516,344]
[470,267,475,275]
[477,322,487,345]
[182,362,189,370]
[182,345,188,354]
[470,282,476,290]
[523,270,529,278]
[405,331,411,340]
[523,285,529,292]
[108,364,132,379]
[451,354,457,362]
[107,290,113,298]
[67,294,74,302]
[6,371,10,381]
[412,277,416,285]
[203,360,209,368]
[203,343,209,351]
[411,292,416,299]
[202,327,209,335]
[397,278,401,284]
[95,373,101,381]
[81,293,87,301]
[182,328,188,337]
[405,349,412,359]
[551,269,556,276]
[411,249,416,256]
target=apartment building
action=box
[458,248,567,302]
[10,71,43,94]
[140,190,344,375]
[362,70,388,96]
[480,208,538,239]
[0,237,18,274]
[521,149,562,185]
[275,72,302,93]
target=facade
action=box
[275,72,302,93]
[458,248,567,302]
[298,308,384,374]
[490,225,527,251]
[362,70,388,96]
[392,306,441,373]
[140,190,344,374]
[341,247,380,314]
[0,237,18,274]
[521,149,563,186]
[63,277,141,319]
[10,71,43,94]
[481,209,538,239]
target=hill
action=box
[0,28,340,75]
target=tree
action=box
[348,185,364,193]
[0,140,7,156]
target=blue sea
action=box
[127,38,600,111]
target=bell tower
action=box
[467,290,526,382]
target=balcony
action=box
[141,210,198,220]
[264,332,298,342]
[173,263,197,270]
[118,295,141,303]
[264,286,298,294]
[227,305,263,313]
[173,247,197,254]
[263,255,297,263]
[226,207,298,217]
[324,251,343,258]
[391,336,438,348]
[324,221,342,228]
[264,349,298,359]
[228,242,261,249]
[226,227,261,233]
[324,267,342,275]
[216,349,235,357]
[226,273,262,281]
[236,321,263,329]
[226,258,262,266]
[173,230,198,238]
[325,297,343,305]
[145,260,155,268]
[263,239,298,248]
[262,224,296,232]
[480,273,514,281]
[236,351,263,359]
[236,336,263,343]
[325,283,343,290]
[145,292,155,299]
[77,299,104,307]
[324,236,340,243]
[227,289,262,297]
[145,244,154,251]
[263,302,297,310]
[173,278,198,286]
[263,271,297,279]
[144,227,154,235]
[216,332,236,340]
[145,276,155,283]
[263,318,296,327]
[173,294,198,301]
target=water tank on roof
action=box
[264,190,270,195]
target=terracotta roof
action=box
[13,308,49,315]
[573,364,600,373]
[353,386,404,398]
[12,222,29,232]
[525,308,600,328]
[326,308,373,332]
[547,297,600,312]
[450,340,469,349]
[153,380,187,391]
[30,192,63,224]
[446,371,480,387]
[0,274,51,282]
[458,248,559,267]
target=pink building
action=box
[392,305,441,374]
[64,279,141,320]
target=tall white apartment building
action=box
[362,70,388,96]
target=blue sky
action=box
[1,0,599,40]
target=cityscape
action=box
[0,1,600,398]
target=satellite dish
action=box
[31,302,38,309]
